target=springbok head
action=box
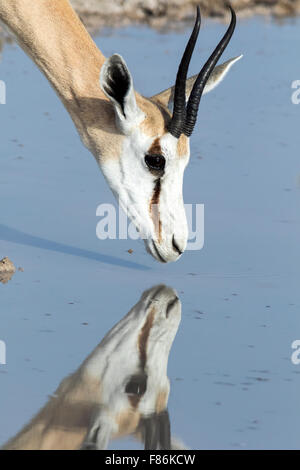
[3,285,182,450]
[99,6,241,263]
[81,284,181,450]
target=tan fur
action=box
[116,409,141,438]
[0,1,122,163]
[3,360,147,450]
[3,371,102,450]
[0,2,239,169]
[3,350,166,450]
[0,1,177,166]
[155,389,169,414]
[177,134,189,157]
[140,99,188,157]
[139,96,170,138]
[2,302,172,450]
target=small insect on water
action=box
[0,1,242,262]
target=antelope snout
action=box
[145,233,187,263]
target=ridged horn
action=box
[167,6,201,139]
[183,5,236,137]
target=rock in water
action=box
[0,257,16,284]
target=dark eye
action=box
[125,373,147,396]
[145,154,165,172]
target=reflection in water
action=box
[0,271,14,284]
[3,285,182,450]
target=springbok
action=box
[0,1,241,262]
[2,285,182,450]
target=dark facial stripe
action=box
[150,179,162,242]
[148,137,162,155]
[138,307,156,370]
[151,178,161,206]
[127,307,156,410]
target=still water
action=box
[0,17,299,449]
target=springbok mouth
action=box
[152,240,167,263]
[143,239,166,263]
[145,239,183,263]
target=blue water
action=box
[0,16,300,449]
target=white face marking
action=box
[101,129,190,263]
[99,53,242,262]
[83,285,181,448]
[99,54,191,263]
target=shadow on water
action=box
[0,224,149,271]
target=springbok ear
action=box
[100,54,144,133]
[200,54,243,95]
[152,55,243,111]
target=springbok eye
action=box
[145,154,165,172]
[125,374,147,396]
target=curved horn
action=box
[183,5,236,137]
[167,6,201,139]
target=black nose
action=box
[172,235,183,255]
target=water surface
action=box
[0,17,300,449]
